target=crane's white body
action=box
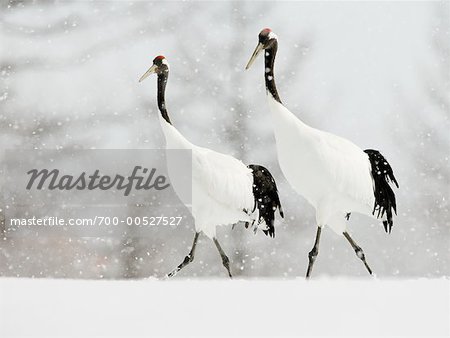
[158,115,255,238]
[267,95,375,234]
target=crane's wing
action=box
[191,146,254,211]
[318,131,399,232]
[318,131,376,208]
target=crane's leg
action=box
[167,232,200,278]
[343,231,373,275]
[213,238,233,278]
[306,226,322,279]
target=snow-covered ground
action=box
[0,278,449,337]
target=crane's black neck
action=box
[264,41,282,104]
[157,71,171,125]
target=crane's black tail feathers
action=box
[247,164,284,238]
[364,149,399,234]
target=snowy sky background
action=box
[0,1,449,278]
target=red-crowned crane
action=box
[245,29,399,278]
[139,55,284,278]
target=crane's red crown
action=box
[260,28,272,35]
[154,55,166,62]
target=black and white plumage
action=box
[139,55,283,278]
[247,164,284,238]
[246,28,399,277]
[364,149,399,234]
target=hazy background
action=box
[0,1,448,278]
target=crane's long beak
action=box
[139,64,157,82]
[245,43,264,70]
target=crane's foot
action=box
[343,231,373,275]
[306,247,318,278]
[166,232,200,278]
[167,254,194,278]
[222,255,233,279]
[306,226,322,279]
[213,237,233,279]
[354,246,373,275]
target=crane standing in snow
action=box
[139,55,284,278]
[246,29,399,278]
